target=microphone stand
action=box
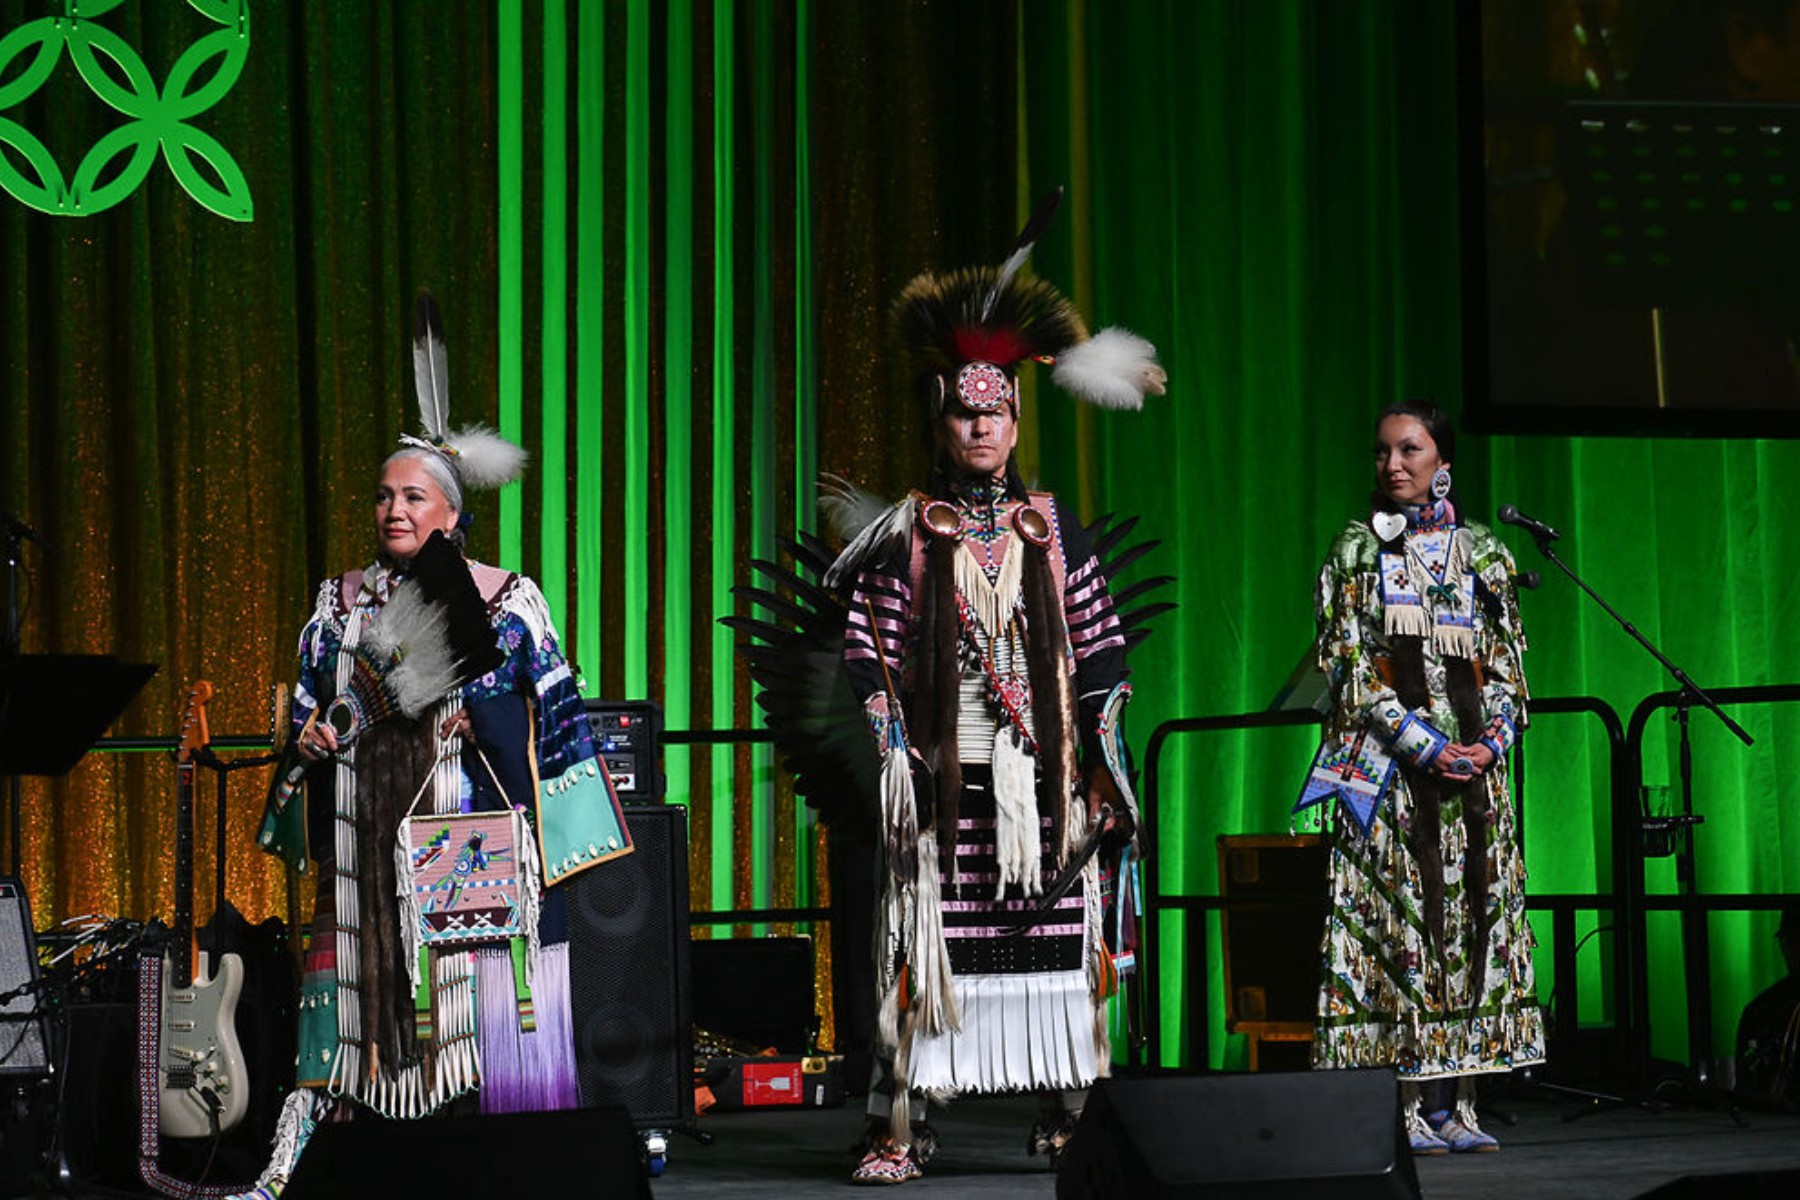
[1528,531,1751,749]
[4,515,30,877]
[1518,525,1751,1116]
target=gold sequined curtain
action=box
[0,0,1019,951]
[0,1,503,926]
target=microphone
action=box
[1515,570,1541,590]
[1497,504,1561,544]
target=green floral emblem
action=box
[0,0,252,220]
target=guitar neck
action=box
[171,761,195,989]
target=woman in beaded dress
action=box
[1298,400,1544,1154]
[239,304,630,1199]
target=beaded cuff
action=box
[1479,712,1517,763]
[1389,711,1450,770]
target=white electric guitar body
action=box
[157,681,251,1140]
[159,947,248,1139]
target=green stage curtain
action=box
[1018,0,1800,1070]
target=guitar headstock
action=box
[178,681,215,763]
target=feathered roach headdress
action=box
[399,291,527,496]
[893,187,1166,421]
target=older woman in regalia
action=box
[242,296,631,1197]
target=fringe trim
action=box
[1078,843,1112,1068]
[1434,623,1476,660]
[396,836,424,997]
[519,942,580,1111]
[251,1089,321,1196]
[324,949,482,1119]
[910,833,960,1037]
[953,537,1024,644]
[471,949,576,1115]
[905,971,1103,1096]
[1385,602,1431,640]
[475,947,526,1114]
[496,574,555,662]
[889,1010,916,1147]
[991,727,1041,896]
[881,745,919,886]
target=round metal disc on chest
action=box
[1012,505,1051,548]
[920,499,965,539]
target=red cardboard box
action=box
[707,1055,845,1111]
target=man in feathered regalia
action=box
[821,194,1167,1184]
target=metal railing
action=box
[1136,686,1800,1088]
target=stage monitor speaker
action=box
[0,877,49,1077]
[1633,1168,1800,1198]
[281,1106,648,1199]
[567,804,692,1128]
[1056,1070,1421,1200]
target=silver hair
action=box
[382,446,464,512]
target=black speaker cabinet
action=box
[1056,1070,1422,1200]
[282,1106,648,1199]
[566,804,692,1129]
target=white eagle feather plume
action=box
[1052,327,1166,411]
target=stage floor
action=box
[16,1078,1799,1198]
[647,1085,1800,1199]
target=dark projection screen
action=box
[1463,0,1800,435]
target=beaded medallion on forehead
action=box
[955,362,1014,413]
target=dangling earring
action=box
[1430,466,1452,501]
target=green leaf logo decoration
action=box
[0,0,252,221]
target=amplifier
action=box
[584,699,664,803]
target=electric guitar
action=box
[157,680,249,1139]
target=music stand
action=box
[0,654,157,876]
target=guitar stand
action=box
[184,747,279,919]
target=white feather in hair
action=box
[1051,327,1163,411]
[412,292,452,443]
[408,290,527,492]
[445,424,528,489]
